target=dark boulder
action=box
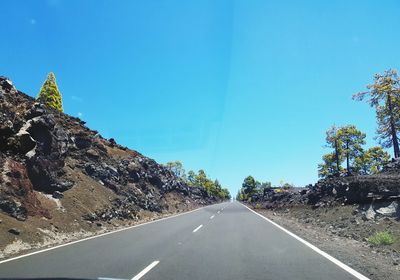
[8,228,21,235]
[52,191,64,199]
[0,76,16,92]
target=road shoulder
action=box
[251,206,400,280]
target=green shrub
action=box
[254,203,262,209]
[37,72,63,112]
[274,188,285,193]
[367,231,395,246]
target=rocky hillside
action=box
[250,162,400,217]
[0,76,221,258]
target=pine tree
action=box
[187,170,196,186]
[318,153,339,178]
[242,176,257,196]
[164,161,185,178]
[37,72,64,112]
[337,125,366,174]
[353,69,400,158]
[325,125,343,174]
[354,147,390,175]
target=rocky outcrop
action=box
[250,160,400,220]
[0,158,50,221]
[0,76,220,224]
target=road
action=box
[0,201,368,280]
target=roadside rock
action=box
[8,228,21,235]
[375,201,399,217]
[365,205,376,220]
[52,191,64,199]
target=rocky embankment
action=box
[247,162,400,279]
[250,162,400,224]
[0,76,222,258]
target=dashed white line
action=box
[131,260,159,280]
[217,210,220,214]
[210,215,215,219]
[193,224,203,233]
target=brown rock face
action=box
[0,159,50,220]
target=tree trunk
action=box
[387,95,400,158]
[334,139,340,174]
[346,142,350,174]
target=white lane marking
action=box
[131,260,159,280]
[217,210,220,214]
[210,215,215,219]
[0,204,213,264]
[240,203,370,280]
[192,224,203,233]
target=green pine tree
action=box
[37,72,64,112]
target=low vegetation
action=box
[367,231,395,246]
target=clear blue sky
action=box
[2,0,400,195]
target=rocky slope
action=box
[0,76,221,258]
[250,163,400,220]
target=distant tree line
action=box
[236,176,293,202]
[164,161,231,200]
[319,69,400,177]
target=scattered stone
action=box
[109,138,116,147]
[375,201,399,217]
[86,149,100,158]
[0,76,16,92]
[15,131,36,154]
[52,191,64,199]
[365,205,376,220]
[8,228,21,235]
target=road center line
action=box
[193,224,203,233]
[131,260,159,280]
[210,215,215,219]
[217,210,220,214]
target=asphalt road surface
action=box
[0,201,368,280]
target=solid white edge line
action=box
[0,203,223,265]
[131,260,159,280]
[192,224,203,233]
[210,215,215,219]
[240,203,370,280]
